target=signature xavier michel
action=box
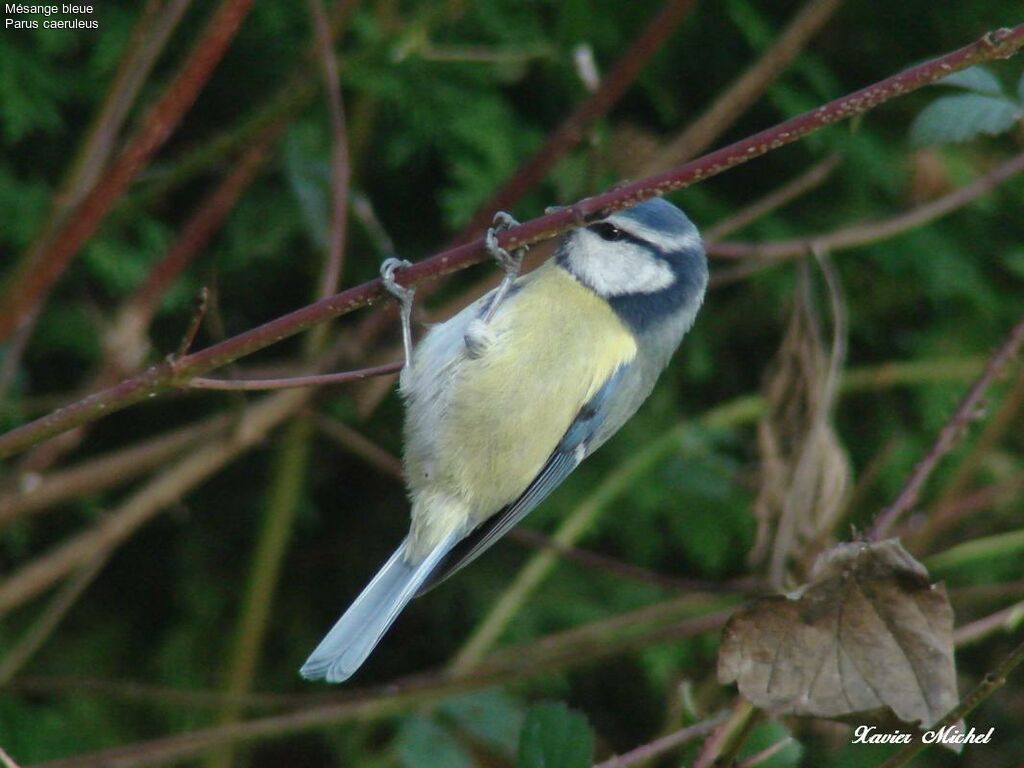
[852,724,995,746]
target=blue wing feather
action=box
[416,366,629,595]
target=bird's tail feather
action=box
[299,533,457,683]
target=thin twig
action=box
[0,0,257,341]
[208,418,314,768]
[592,712,730,768]
[869,312,1024,540]
[314,413,404,478]
[735,736,796,768]
[938,368,1024,504]
[703,154,841,242]
[0,416,229,527]
[0,389,310,618]
[0,553,109,685]
[308,0,351,306]
[119,122,285,342]
[950,579,1024,605]
[449,0,698,245]
[11,598,730,716]
[925,528,1024,573]
[638,0,843,174]
[186,362,402,390]
[509,527,764,595]
[4,25,1023,457]
[692,698,757,768]
[9,675,316,711]
[904,472,1024,551]
[60,0,194,214]
[174,287,210,359]
[709,152,1024,286]
[953,599,1024,647]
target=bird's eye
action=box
[591,222,625,241]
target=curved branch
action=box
[186,361,401,391]
[708,152,1024,288]
[870,312,1024,540]
[2,24,1023,459]
[448,0,699,245]
[637,0,843,174]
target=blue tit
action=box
[300,197,708,683]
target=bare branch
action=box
[703,153,841,241]
[308,0,351,305]
[0,553,109,685]
[710,151,1024,285]
[592,712,730,768]
[953,599,1024,647]
[736,737,796,768]
[869,312,1024,540]
[638,0,843,174]
[173,288,210,360]
[449,0,698,245]
[0,390,310,618]
[0,416,229,527]
[186,361,402,390]
[314,413,404,478]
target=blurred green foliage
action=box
[1,1,1024,766]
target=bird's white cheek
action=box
[567,236,675,296]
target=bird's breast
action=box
[402,262,636,545]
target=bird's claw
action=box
[380,257,416,370]
[481,212,527,323]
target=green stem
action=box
[206,417,313,768]
[925,528,1024,573]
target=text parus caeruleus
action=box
[301,197,708,683]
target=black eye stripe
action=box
[588,222,656,250]
[589,222,624,241]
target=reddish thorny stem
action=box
[1,24,1022,459]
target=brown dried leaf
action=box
[749,259,850,586]
[719,539,958,730]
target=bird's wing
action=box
[416,364,630,595]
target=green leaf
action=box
[440,689,526,756]
[938,65,1004,96]
[517,702,593,768]
[1018,70,1024,103]
[395,714,474,768]
[909,93,1023,147]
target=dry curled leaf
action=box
[749,259,850,587]
[719,539,958,731]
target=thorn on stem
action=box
[174,286,210,362]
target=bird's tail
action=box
[299,533,457,683]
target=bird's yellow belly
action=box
[404,263,636,554]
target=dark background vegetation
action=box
[1,1,1023,766]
